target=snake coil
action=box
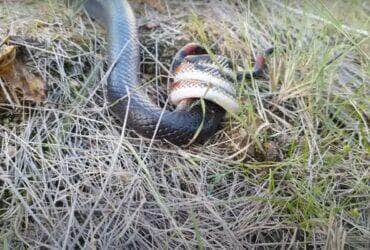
[84,0,270,145]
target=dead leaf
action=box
[0,45,17,74]
[0,45,20,104]
[21,67,46,103]
[0,44,46,104]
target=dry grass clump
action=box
[0,0,369,248]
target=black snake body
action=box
[84,0,225,145]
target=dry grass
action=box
[0,0,369,248]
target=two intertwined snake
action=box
[83,0,271,145]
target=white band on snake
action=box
[169,53,241,114]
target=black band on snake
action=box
[83,0,272,145]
